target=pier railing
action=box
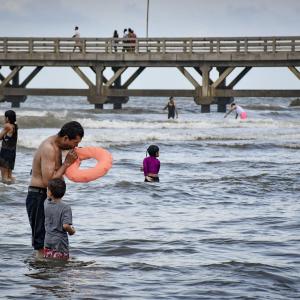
[0,36,299,54]
[0,35,299,110]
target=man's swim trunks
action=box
[26,186,47,250]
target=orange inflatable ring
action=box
[65,147,113,183]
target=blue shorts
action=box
[25,186,47,250]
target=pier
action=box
[0,36,299,112]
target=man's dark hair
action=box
[48,178,66,199]
[58,121,84,139]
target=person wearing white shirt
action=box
[72,26,82,52]
[224,103,247,120]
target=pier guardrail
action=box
[0,36,299,54]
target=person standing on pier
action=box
[72,26,82,52]
[25,121,84,258]
[113,30,119,52]
[0,110,18,184]
[122,28,128,52]
[224,102,247,120]
[128,28,137,52]
[163,96,178,119]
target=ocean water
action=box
[0,96,299,299]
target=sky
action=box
[0,0,299,90]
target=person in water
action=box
[0,110,18,183]
[26,121,83,258]
[163,96,178,119]
[224,102,247,120]
[141,145,160,182]
[44,178,75,261]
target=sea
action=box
[0,96,299,299]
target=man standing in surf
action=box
[25,121,84,258]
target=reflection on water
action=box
[25,257,97,299]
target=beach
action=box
[0,96,300,299]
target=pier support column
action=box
[95,103,103,109]
[94,65,104,109]
[87,65,108,109]
[107,67,129,109]
[11,67,27,108]
[0,66,27,108]
[201,105,210,113]
[200,65,211,113]
[216,67,233,112]
[112,67,122,110]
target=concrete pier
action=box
[0,36,299,110]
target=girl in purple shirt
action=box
[142,145,160,182]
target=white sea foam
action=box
[0,109,48,117]
[75,117,300,130]
[17,125,300,150]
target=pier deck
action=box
[0,36,299,111]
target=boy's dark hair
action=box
[231,102,236,107]
[75,26,79,30]
[48,178,66,199]
[147,145,159,157]
[58,121,84,140]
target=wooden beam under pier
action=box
[1,88,300,99]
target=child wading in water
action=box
[224,102,247,120]
[0,110,18,183]
[141,145,160,182]
[44,178,75,260]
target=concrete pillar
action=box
[216,67,233,113]
[89,65,106,110]
[95,66,104,98]
[201,104,210,113]
[95,103,103,109]
[108,67,128,109]
[217,98,230,113]
[113,102,122,109]
[6,66,27,108]
[200,65,211,113]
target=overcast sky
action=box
[0,0,299,90]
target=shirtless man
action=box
[25,121,84,257]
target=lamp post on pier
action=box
[146,0,149,38]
